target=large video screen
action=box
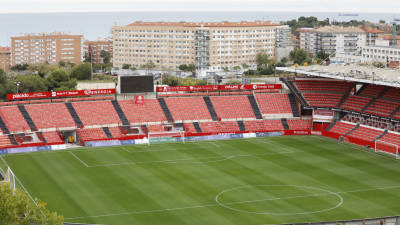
[120,76,154,93]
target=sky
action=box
[1,0,399,13]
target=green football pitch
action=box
[2,135,400,225]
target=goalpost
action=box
[374,140,399,159]
[338,136,349,143]
[147,131,185,146]
[1,167,16,190]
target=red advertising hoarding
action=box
[156,84,281,92]
[7,89,116,101]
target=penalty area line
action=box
[69,151,89,167]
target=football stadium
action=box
[1,68,400,225]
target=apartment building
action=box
[0,47,11,72]
[361,26,385,46]
[112,21,280,72]
[298,26,366,56]
[83,40,112,64]
[297,28,317,54]
[11,33,83,66]
[362,45,400,62]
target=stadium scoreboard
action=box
[119,75,154,93]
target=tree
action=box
[0,182,63,225]
[316,50,330,62]
[290,48,309,65]
[241,63,249,69]
[178,64,188,71]
[46,68,77,91]
[187,64,196,72]
[83,52,91,63]
[15,75,47,93]
[10,63,29,71]
[233,66,241,71]
[122,64,131,70]
[142,61,156,71]
[256,53,270,68]
[100,50,111,65]
[71,63,91,80]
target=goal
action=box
[339,136,349,143]
[147,131,185,146]
[374,140,399,159]
[1,167,16,190]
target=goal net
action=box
[1,167,16,190]
[339,136,349,143]
[374,140,399,159]
[147,131,185,146]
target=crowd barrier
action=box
[0,144,66,155]
[84,130,310,148]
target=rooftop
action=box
[316,26,365,34]
[0,47,11,53]
[126,21,280,27]
[277,64,400,88]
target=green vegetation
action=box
[0,182,63,225]
[178,64,196,72]
[290,48,312,65]
[3,136,400,225]
[161,75,206,86]
[285,16,366,35]
[0,62,97,100]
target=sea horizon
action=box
[1,10,398,46]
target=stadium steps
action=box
[193,122,202,133]
[0,116,10,134]
[356,84,368,95]
[337,86,353,108]
[7,134,18,146]
[203,96,219,121]
[281,118,289,130]
[237,120,246,131]
[157,98,174,123]
[345,124,360,136]
[390,105,400,118]
[361,87,389,113]
[65,102,83,128]
[17,105,38,131]
[374,129,388,142]
[111,100,130,126]
[326,119,338,131]
[36,131,47,143]
[102,127,113,139]
[280,78,309,107]
[288,93,300,117]
[247,95,263,119]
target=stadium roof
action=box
[277,65,400,88]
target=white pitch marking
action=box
[87,151,295,167]
[64,185,400,220]
[69,151,89,167]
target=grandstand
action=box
[1,70,400,225]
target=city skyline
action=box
[1,0,400,13]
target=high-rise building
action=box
[0,47,11,72]
[11,33,83,66]
[112,21,280,73]
[83,40,112,65]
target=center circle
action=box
[215,185,343,215]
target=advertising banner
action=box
[7,89,116,100]
[0,149,7,155]
[156,84,281,92]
